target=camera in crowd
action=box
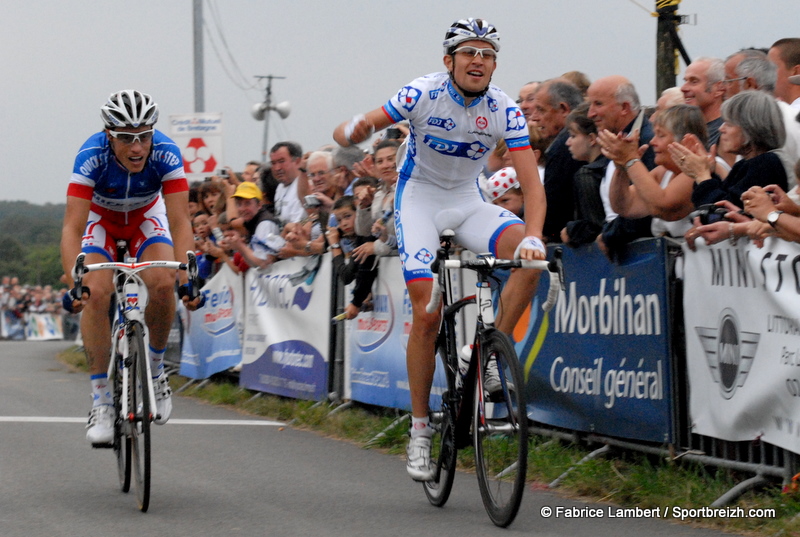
[219,169,229,178]
[304,195,322,208]
[690,204,730,225]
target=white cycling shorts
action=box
[395,178,523,283]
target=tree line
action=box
[0,201,65,287]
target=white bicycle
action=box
[70,244,202,512]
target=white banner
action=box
[24,313,63,341]
[239,255,332,400]
[168,113,224,183]
[684,236,800,454]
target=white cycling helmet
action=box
[442,18,500,55]
[100,89,159,129]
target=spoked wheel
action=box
[128,322,151,512]
[423,347,458,507]
[113,352,131,493]
[473,330,528,527]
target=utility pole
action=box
[193,0,204,112]
[655,0,692,98]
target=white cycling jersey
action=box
[382,72,530,189]
[382,73,531,282]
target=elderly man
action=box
[769,38,800,109]
[529,79,585,242]
[586,75,655,258]
[517,81,540,130]
[681,57,726,148]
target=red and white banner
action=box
[168,113,224,183]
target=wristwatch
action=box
[624,158,641,170]
[768,210,784,227]
[329,243,341,251]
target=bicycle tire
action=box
[128,321,151,512]
[113,349,131,493]
[423,347,458,507]
[473,329,528,527]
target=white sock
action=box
[90,374,113,407]
[149,346,166,379]
[410,416,431,439]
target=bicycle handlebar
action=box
[425,249,565,315]
[71,251,203,303]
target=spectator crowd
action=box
[181,37,800,320]
[6,37,800,335]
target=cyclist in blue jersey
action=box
[61,90,203,445]
[334,19,546,482]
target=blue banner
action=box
[346,257,447,411]
[516,239,674,443]
[180,265,243,379]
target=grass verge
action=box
[59,347,800,535]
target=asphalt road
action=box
[0,340,738,537]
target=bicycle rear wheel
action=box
[473,329,528,527]
[128,321,151,512]
[423,348,458,506]
[113,351,131,493]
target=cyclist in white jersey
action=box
[61,90,203,446]
[334,18,546,482]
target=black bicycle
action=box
[422,230,564,527]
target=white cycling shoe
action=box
[153,374,172,425]
[86,405,115,444]
[406,436,434,482]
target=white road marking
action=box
[0,416,284,426]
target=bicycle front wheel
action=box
[423,348,458,507]
[473,329,528,527]
[128,321,151,512]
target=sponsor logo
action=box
[200,285,236,336]
[421,135,490,160]
[506,107,526,130]
[696,308,760,399]
[486,96,498,112]
[414,248,434,265]
[397,86,422,111]
[476,116,488,129]
[427,117,456,131]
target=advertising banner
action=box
[168,113,224,183]
[180,264,244,379]
[684,237,800,455]
[240,255,332,401]
[345,256,449,411]
[518,239,674,443]
[24,313,63,341]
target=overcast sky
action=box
[2,0,797,205]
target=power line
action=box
[202,0,258,94]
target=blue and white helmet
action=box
[100,89,159,129]
[442,18,501,55]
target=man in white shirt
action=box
[769,38,800,110]
[269,141,306,224]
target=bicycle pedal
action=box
[91,442,113,449]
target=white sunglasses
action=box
[453,46,497,60]
[108,129,154,144]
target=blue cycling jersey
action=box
[69,130,186,215]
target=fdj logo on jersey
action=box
[397,86,422,111]
[506,107,526,130]
[422,135,489,160]
[428,117,456,131]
